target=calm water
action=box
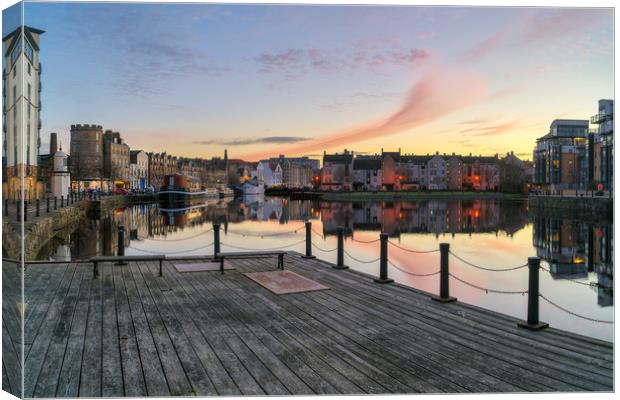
[37,196,614,342]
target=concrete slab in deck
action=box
[7,253,614,397]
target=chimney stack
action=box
[49,132,58,154]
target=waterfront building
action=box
[460,154,500,191]
[380,149,403,191]
[445,155,463,190]
[399,155,432,190]
[129,150,148,190]
[2,25,45,200]
[147,152,177,190]
[589,99,613,192]
[321,150,354,191]
[102,130,130,189]
[50,145,70,198]
[69,124,106,191]
[426,153,448,190]
[352,156,382,191]
[264,155,316,188]
[533,119,588,193]
[257,160,283,187]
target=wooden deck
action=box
[3,253,614,397]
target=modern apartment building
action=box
[589,99,614,191]
[533,119,589,192]
[2,25,45,200]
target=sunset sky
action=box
[4,3,614,161]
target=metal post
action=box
[333,226,348,269]
[213,223,221,260]
[302,221,315,259]
[518,257,548,330]
[23,201,27,222]
[36,199,40,217]
[374,233,393,283]
[54,196,57,210]
[46,197,50,213]
[116,226,127,265]
[60,195,64,208]
[432,243,457,302]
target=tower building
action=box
[2,25,45,200]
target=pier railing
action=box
[10,219,612,329]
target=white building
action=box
[129,150,148,190]
[51,147,70,198]
[2,25,45,200]
[257,160,283,188]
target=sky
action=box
[3,2,614,161]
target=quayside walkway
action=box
[3,253,614,397]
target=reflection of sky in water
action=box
[42,198,613,342]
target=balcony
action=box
[590,112,613,124]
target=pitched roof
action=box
[324,153,353,164]
[353,157,382,170]
[3,26,45,56]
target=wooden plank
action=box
[101,263,124,397]
[289,255,612,390]
[134,260,218,396]
[140,260,243,396]
[180,264,327,394]
[33,265,86,397]
[55,264,93,397]
[291,255,613,375]
[150,260,289,395]
[127,261,194,396]
[239,259,463,393]
[120,261,170,396]
[112,259,148,397]
[2,319,21,397]
[78,261,103,397]
[24,262,78,398]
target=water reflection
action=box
[534,217,613,307]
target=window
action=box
[12,85,16,103]
[10,38,21,65]
[27,83,31,100]
[24,40,33,61]
[28,63,31,75]
[12,67,16,78]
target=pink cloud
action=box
[462,8,606,62]
[237,66,486,161]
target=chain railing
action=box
[388,259,440,277]
[221,239,306,252]
[311,242,338,252]
[148,228,213,242]
[343,249,381,264]
[388,240,439,254]
[130,242,214,255]
[539,264,613,290]
[539,293,614,324]
[449,272,529,295]
[226,224,305,238]
[449,251,529,272]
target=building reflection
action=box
[533,216,613,307]
[39,198,613,308]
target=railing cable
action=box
[539,265,614,290]
[129,242,214,255]
[311,242,338,252]
[449,251,528,272]
[220,239,306,251]
[388,240,439,254]
[388,259,440,276]
[539,293,614,324]
[226,224,305,238]
[148,228,213,242]
[350,237,380,244]
[343,249,380,264]
[449,272,528,294]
